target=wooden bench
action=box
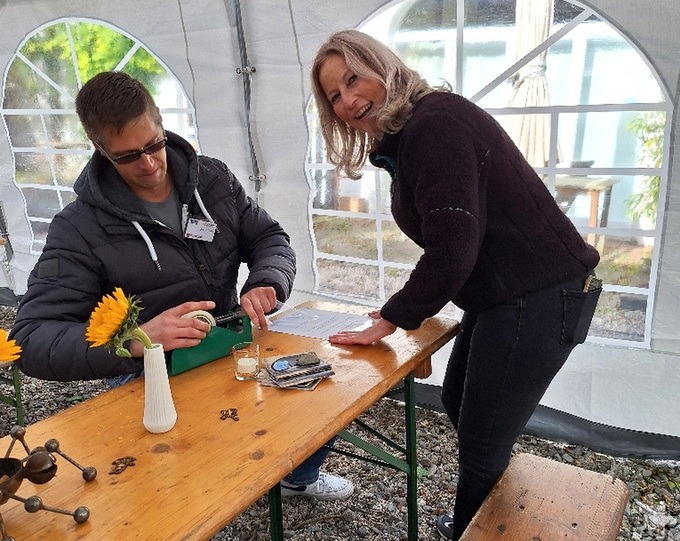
[460,452,629,541]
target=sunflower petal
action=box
[0,329,21,363]
[86,287,134,348]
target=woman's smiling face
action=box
[318,53,386,136]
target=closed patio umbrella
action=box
[507,0,554,168]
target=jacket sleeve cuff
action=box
[380,293,423,331]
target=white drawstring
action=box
[193,188,217,228]
[131,190,215,272]
[132,221,161,271]
[181,203,189,232]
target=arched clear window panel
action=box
[1,19,197,252]
[305,0,669,346]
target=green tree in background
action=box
[70,23,165,92]
[1,20,172,223]
[3,21,166,110]
[627,111,664,225]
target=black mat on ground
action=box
[524,404,680,461]
[387,382,680,461]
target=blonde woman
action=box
[311,30,601,540]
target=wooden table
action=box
[0,301,458,540]
[553,175,617,251]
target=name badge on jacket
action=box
[184,218,216,242]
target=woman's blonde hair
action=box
[311,30,436,179]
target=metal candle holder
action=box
[0,426,97,541]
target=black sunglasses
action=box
[100,137,167,165]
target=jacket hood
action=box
[73,130,199,224]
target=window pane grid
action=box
[2,18,197,254]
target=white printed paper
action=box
[269,308,372,339]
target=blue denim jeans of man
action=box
[107,373,333,486]
[283,437,336,486]
[441,273,590,540]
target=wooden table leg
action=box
[587,189,599,247]
[596,186,613,254]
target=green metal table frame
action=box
[267,373,420,539]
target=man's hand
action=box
[128,300,216,357]
[240,287,278,330]
[328,312,397,345]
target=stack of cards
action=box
[259,352,334,390]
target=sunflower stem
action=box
[131,327,153,350]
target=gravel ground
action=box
[1,305,678,540]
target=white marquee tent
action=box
[0,0,678,457]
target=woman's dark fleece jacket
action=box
[371,92,599,330]
[11,131,295,381]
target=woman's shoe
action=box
[436,513,454,540]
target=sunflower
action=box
[0,329,21,364]
[86,287,152,357]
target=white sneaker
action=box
[280,472,354,501]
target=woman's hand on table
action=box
[329,312,397,345]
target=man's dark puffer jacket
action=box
[11,131,295,381]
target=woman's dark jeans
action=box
[442,274,590,540]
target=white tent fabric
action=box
[0,0,679,444]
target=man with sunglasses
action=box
[12,68,298,374]
[11,71,354,501]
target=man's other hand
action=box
[240,287,278,330]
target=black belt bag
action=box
[561,275,602,345]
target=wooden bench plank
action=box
[460,453,629,541]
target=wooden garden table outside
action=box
[0,301,458,540]
[553,175,618,251]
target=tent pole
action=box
[229,0,265,193]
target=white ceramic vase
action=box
[142,343,177,433]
